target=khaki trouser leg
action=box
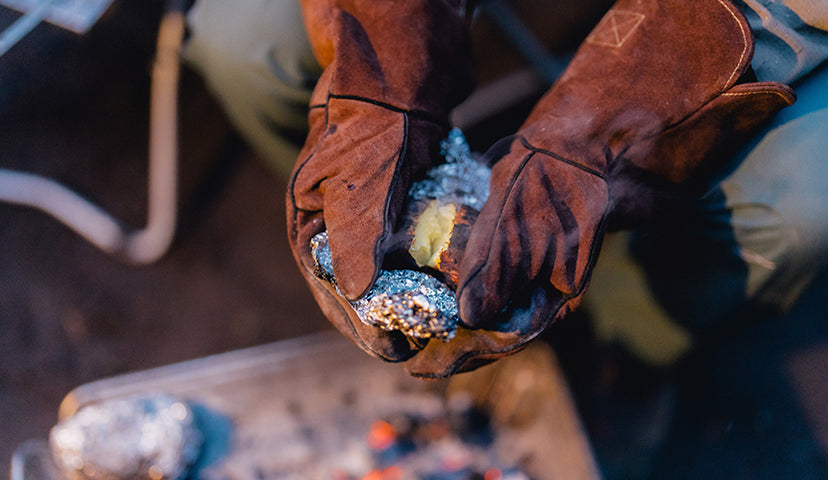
[183,0,321,178]
[585,63,828,367]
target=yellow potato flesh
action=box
[408,200,456,269]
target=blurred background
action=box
[0,1,334,472]
[1,1,826,479]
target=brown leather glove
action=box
[401,0,795,377]
[287,0,473,361]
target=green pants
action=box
[586,62,828,365]
[183,0,321,178]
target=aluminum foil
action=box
[49,394,202,480]
[312,232,458,341]
[310,129,491,342]
[408,128,491,210]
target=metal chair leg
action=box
[0,4,184,265]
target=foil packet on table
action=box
[49,394,201,480]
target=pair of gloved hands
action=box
[287,0,795,378]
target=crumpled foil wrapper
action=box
[312,232,458,341]
[49,394,202,480]
[311,129,491,342]
[409,128,490,209]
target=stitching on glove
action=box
[323,282,410,363]
[460,148,535,290]
[717,0,750,89]
[288,98,416,359]
[328,93,446,125]
[461,140,609,309]
[373,110,412,293]
[584,9,645,48]
[461,140,609,290]
[448,139,613,378]
[721,89,794,100]
[427,207,612,379]
[288,124,332,245]
[519,137,608,179]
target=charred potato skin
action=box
[399,199,479,289]
[434,204,477,288]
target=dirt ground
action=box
[2,2,828,480]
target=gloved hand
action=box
[287,0,473,361]
[401,0,795,377]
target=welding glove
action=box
[401,0,795,378]
[287,0,474,361]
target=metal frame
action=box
[0,1,183,265]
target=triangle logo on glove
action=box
[586,9,645,48]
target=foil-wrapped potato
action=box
[311,129,490,342]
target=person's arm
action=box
[401,0,796,378]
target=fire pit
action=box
[12,332,600,480]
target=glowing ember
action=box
[367,421,398,450]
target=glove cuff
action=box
[301,0,475,116]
